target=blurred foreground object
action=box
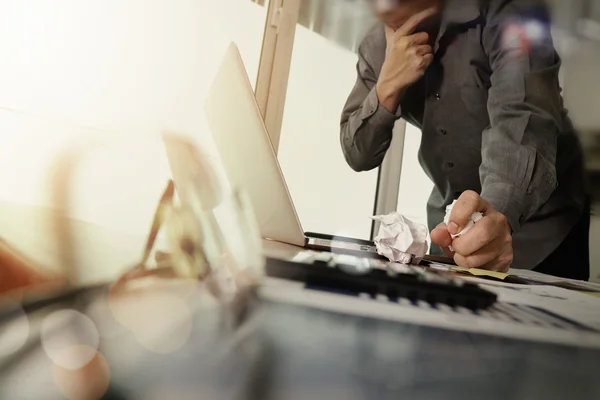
[0,132,269,399]
[111,133,265,324]
[0,238,64,295]
[137,134,265,291]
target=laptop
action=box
[202,43,378,256]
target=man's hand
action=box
[430,191,514,272]
[376,7,437,113]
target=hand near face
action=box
[431,191,514,272]
[376,7,437,112]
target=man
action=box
[341,0,589,279]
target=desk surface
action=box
[1,279,599,400]
[1,202,599,399]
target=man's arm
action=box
[480,0,562,232]
[340,44,399,172]
[341,8,436,172]
[340,41,431,171]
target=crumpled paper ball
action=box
[371,212,430,264]
[443,200,484,238]
[443,200,484,251]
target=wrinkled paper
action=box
[371,212,430,264]
[443,200,483,251]
[443,200,484,239]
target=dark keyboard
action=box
[265,252,497,310]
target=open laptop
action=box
[203,43,378,256]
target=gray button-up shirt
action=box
[341,0,587,269]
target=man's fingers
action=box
[479,242,513,272]
[407,32,430,46]
[440,245,454,258]
[451,214,504,256]
[448,191,488,235]
[453,235,505,269]
[396,6,438,36]
[414,44,433,56]
[420,53,434,68]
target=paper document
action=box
[509,268,600,291]
[480,283,600,331]
[433,264,600,293]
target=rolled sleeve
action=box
[480,1,560,232]
[341,45,400,172]
[481,182,525,232]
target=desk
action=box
[1,277,599,399]
[0,204,599,399]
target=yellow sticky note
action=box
[580,292,600,299]
[450,266,509,280]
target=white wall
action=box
[562,40,600,141]
[278,25,379,240]
[0,0,268,237]
[396,124,433,226]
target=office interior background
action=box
[0,0,598,282]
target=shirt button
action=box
[440,128,447,135]
[435,93,441,100]
[447,162,454,168]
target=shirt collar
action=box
[442,0,481,24]
[435,0,481,51]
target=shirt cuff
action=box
[480,182,528,233]
[360,86,401,125]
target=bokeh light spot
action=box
[41,309,100,370]
[109,289,193,354]
[524,19,546,43]
[53,350,110,400]
[131,293,193,354]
